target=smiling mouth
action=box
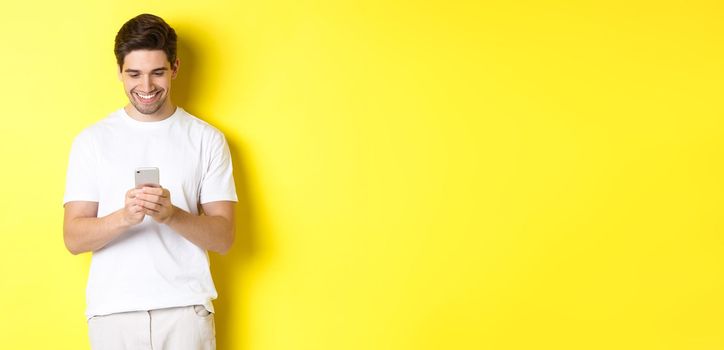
[134,90,161,102]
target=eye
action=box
[154,71,165,76]
[129,74,139,78]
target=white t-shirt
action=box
[63,107,238,319]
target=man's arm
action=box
[135,187,236,254]
[166,201,236,255]
[63,189,146,255]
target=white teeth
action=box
[136,92,157,99]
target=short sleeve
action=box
[63,130,99,205]
[199,130,238,204]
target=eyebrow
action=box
[124,67,169,73]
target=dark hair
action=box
[114,14,177,70]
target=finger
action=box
[131,203,145,212]
[127,188,142,199]
[143,207,160,215]
[142,187,164,195]
[135,198,158,208]
[136,194,161,203]
[128,206,144,216]
[137,194,163,204]
[153,187,169,199]
[139,200,161,211]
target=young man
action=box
[63,14,236,350]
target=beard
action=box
[128,90,167,115]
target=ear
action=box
[171,58,180,79]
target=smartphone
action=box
[135,167,160,188]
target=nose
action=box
[140,74,153,92]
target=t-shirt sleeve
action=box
[63,130,99,205]
[199,130,238,204]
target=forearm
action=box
[165,206,234,254]
[64,209,132,255]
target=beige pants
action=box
[88,305,215,350]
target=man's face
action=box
[119,50,178,117]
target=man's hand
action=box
[123,188,146,226]
[135,186,177,224]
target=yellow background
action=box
[1,1,723,349]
